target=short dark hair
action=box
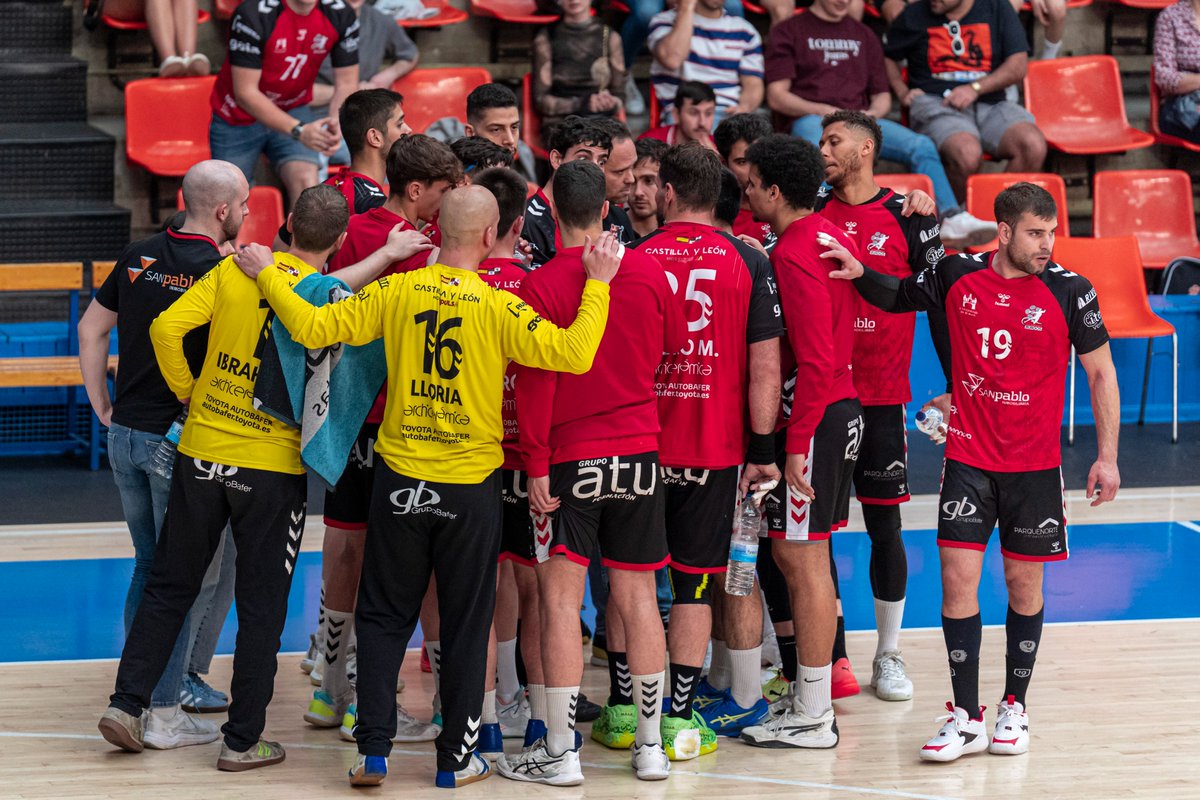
[822,109,883,164]
[635,137,669,167]
[292,184,349,252]
[715,168,742,228]
[589,115,633,144]
[466,83,519,124]
[713,112,773,161]
[473,166,529,236]
[339,89,403,158]
[451,135,515,174]
[745,134,823,211]
[659,143,722,212]
[386,134,463,195]
[995,182,1058,229]
[552,160,607,231]
[675,80,717,111]
[548,115,612,160]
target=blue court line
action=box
[6,520,1200,663]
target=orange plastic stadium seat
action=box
[124,76,216,176]
[470,0,558,24]
[521,73,549,160]
[876,173,935,200]
[1024,56,1154,155]
[392,68,493,134]
[1092,170,1200,269]
[965,172,1070,253]
[215,0,239,20]
[101,8,211,29]
[174,185,284,248]
[398,0,469,28]
[1149,66,1200,155]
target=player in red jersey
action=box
[827,182,1120,761]
[498,161,686,785]
[630,144,784,752]
[713,112,776,248]
[738,134,864,750]
[211,0,360,203]
[639,81,719,150]
[628,139,668,239]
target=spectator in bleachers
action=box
[452,135,518,178]
[882,0,1065,58]
[1153,0,1200,144]
[465,83,540,185]
[639,80,719,149]
[209,0,360,205]
[628,138,668,238]
[532,0,627,135]
[764,0,997,248]
[713,112,775,245]
[104,0,210,76]
[884,0,1046,208]
[649,0,764,126]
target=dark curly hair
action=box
[548,115,613,160]
[713,112,773,162]
[744,134,823,211]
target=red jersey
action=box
[515,246,686,477]
[639,125,678,144]
[868,252,1109,471]
[478,257,530,470]
[733,208,777,248]
[638,221,783,469]
[278,170,385,246]
[773,214,860,453]
[212,0,359,126]
[816,187,943,405]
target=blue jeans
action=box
[621,0,744,70]
[185,525,236,675]
[790,115,959,216]
[209,106,321,183]
[108,423,190,708]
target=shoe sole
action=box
[635,769,670,780]
[301,661,315,674]
[739,731,838,749]
[920,739,988,762]
[437,770,491,788]
[496,768,583,787]
[350,772,386,786]
[182,702,229,713]
[831,683,860,700]
[144,733,221,750]
[340,727,357,742]
[870,682,913,702]
[98,717,143,753]
[304,712,342,728]
[987,742,1029,755]
[217,753,286,771]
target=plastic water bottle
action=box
[149,407,188,481]
[725,495,762,597]
[915,408,944,440]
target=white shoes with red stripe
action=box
[988,696,1030,755]
[919,703,988,762]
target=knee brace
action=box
[668,566,715,606]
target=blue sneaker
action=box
[699,694,769,737]
[479,722,503,762]
[349,754,388,786]
[523,718,546,749]
[692,679,725,711]
[435,751,491,788]
[180,672,228,713]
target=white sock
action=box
[496,638,521,701]
[796,665,832,718]
[632,672,664,747]
[528,683,547,723]
[729,646,763,709]
[426,640,441,713]
[149,704,180,720]
[321,608,354,703]
[707,639,731,690]
[482,689,498,725]
[546,686,579,755]
[874,598,905,657]
[1041,39,1062,59]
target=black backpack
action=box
[1159,257,1200,295]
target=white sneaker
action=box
[631,742,671,780]
[300,633,318,674]
[496,738,584,786]
[871,651,914,702]
[940,211,998,250]
[436,751,491,788]
[624,75,646,116]
[920,703,988,762]
[394,705,441,742]
[740,705,838,749]
[988,697,1030,755]
[497,693,531,739]
[143,707,221,750]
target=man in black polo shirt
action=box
[79,159,249,751]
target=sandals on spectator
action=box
[185,52,210,76]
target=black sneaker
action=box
[576,693,601,723]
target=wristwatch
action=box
[290,122,304,141]
[970,80,983,93]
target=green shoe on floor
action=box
[661,710,718,761]
[590,703,637,750]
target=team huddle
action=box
[91,86,1121,789]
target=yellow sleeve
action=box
[498,279,610,375]
[258,265,388,349]
[150,264,220,402]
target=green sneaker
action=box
[590,703,637,750]
[661,711,718,761]
[217,738,286,771]
[762,668,790,704]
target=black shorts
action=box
[323,422,380,531]
[500,469,535,566]
[536,451,668,570]
[853,404,910,505]
[937,459,1068,562]
[765,398,864,542]
[661,465,740,573]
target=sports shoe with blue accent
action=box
[436,751,491,788]
[349,754,388,786]
[180,672,228,713]
[699,693,770,736]
[692,679,725,711]
[305,690,350,728]
[479,722,504,761]
[523,718,547,749]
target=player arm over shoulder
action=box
[256,262,387,349]
[150,264,220,402]
[825,235,945,313]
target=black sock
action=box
[667,663,702,719]
[832,616,848,662]
[942,613,982,718]
[864,505,907,602]
[1003,605,1044,707]
[607,651,632,706]
[777,634,797,683]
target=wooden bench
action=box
[0,262,118,469]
